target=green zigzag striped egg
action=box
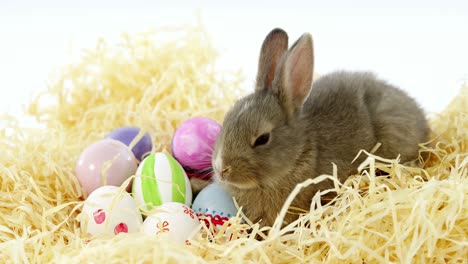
[132,152,192,212]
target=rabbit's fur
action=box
[211,28,430,227]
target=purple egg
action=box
[75,139,138,196]
[105,126,152,161]
[171,117,221,176]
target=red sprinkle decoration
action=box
[183,206,195,219]
[197,213,229,228]
[114,222,129,234]
[185,240,192,246]
[93,209,106,224]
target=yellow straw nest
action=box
[0,24,467,263]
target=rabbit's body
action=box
[305,71,429,180]
[211,29,429,227]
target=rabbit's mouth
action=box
[212,149,259,189]
[219,178,259,190]
[215,170,260,190]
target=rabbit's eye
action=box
[253,133,270,147]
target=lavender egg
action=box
[106,126,152,161]
[171,117,221,179]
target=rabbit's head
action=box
[212,28,315,189]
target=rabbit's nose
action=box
[220,166,232,180]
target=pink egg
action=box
[75,139,138,196]
[171,117,221,180]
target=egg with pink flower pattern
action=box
[142,202,200,245]
[79,186,143,238]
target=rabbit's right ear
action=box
[273,33,314,119]
[255,28,289,92]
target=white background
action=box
[1,0,467,123]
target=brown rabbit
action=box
[211,28,430,227]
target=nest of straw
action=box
[0,24,467,263]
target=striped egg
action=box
[132,152,192,213]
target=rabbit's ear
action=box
[256,28,289,92]
[274,33,314,117]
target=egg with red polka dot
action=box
[79,185,143,238]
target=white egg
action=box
[142,202,200,245]
[79,185,143,237]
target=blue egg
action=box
[191,182,238,228]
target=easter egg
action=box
[171,117,221,180]
[132,152,192,211]
[142,202,200,245]
[105,126,152,161]
[79,186,143,237]
[192,182,238,229]
[75,139,138,196]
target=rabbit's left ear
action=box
[274,33,314,117]
[256,28,289,92]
